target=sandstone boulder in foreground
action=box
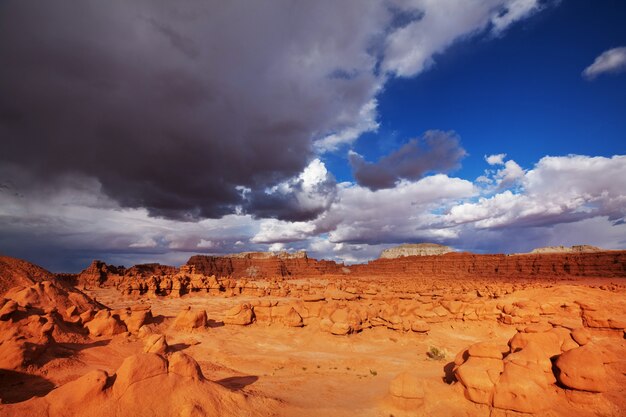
[0,352,274,417]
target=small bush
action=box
[427,346,446,361]
[369,369,378,376]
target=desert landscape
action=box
[2,1,626,416]
[1,244,625,417]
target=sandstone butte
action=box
[0,245,625,417]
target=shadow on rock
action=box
[216,375,259,390]
[207,319,224,328]
[168,342,191,352]
[0,369,56,403]
[53,339,111,358]
[442,361,457,384]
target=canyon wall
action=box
[188,251,626,280]
[350,251,626,279]
[187,252,346,279]
[379,243,454,259]
[71,250,626,289]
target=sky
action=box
[1,0,625,272]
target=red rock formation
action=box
[124,263,178,277]
[186,252,345,279]
[74,250,626,292]
[76,261,177,287]
[76,260,124,287]
[349,251,626,279]
[0,255,59,295]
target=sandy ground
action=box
[1,277,624,417]
[59,280,621,417]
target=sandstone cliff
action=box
[351,251,626,279]
[529,245,604,254]
[73,248,626,289]
[76,260,178,287]
[187,251,344,279]
[380,243,454,259]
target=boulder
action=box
[143,333,168,355]
[454,356,503,405]
[410,320,430,333]
[0,318,53,370]
[555,344,608,392]
[467,342,506,360]
[223,303,254,326]
[330,321,351,335]
[120,308,152,333]
[282,307,303,327]
[168,351,204,380]
[112,353,168,398]
[85,310,127,337]
[508,330,561,357]
[172,307,207,330]
[492,342,556,413]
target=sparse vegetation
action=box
[369,369,378,376]
[427,346,446,361]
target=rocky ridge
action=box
[529,244,604,254]
[379,243,454,259]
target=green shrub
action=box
[427,346,446,361]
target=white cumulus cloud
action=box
[485,153,507,165]
[583,46,626,79]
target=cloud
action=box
[0,0,549,223]
[244,159,337,221]
[2,1,585,270]
[251,219,317,244]
[321,174,476,244]
[306,237,391,264]
[485,153,507,165]
[268,243,286,252]
[0,170,263,271]
[314,99,380,152]
[254,154,626,254]
[2,150,624,271]
[129,237,158,248]
[583,47,626,79]
[491,0,542,34]
[445,155,626,229]
[382,0,544,77]
[196,239,216,249]
[348,130,466,190]
[494,159,525,188]
[0,0,387,221]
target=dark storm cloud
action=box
[0,0,386,220]
[246,179,337,222]
[348,130,467,190]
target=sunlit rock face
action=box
[379,243,455,259]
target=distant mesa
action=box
[528,245,604,254]
[379,243,455,259]
[222,250,308,260]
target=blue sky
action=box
[1,0,625,271]
[327,0,626,183]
